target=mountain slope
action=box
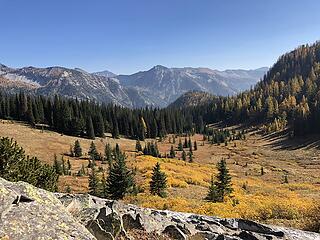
[169,91,216,108]
[0,64,266,108]
[117,65,267,106]
[0,64,137,107]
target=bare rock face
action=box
[1,178,319,240]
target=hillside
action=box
[178,42,320,138]
[169,91,216,108]
[0,120,319,232]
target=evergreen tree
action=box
[188,151,193,163]
[169,145,176,158]
[181,150,186,161]
[194,141,198,151]
[135,140,142,152]
[88,168,99,196]
[106,151,135,200]
[0,137,58,191]
[206,159,233,202]
[178,139,183,151]
[53,154,62,175]
[74,140,82,157]
[104,143,112,166]
[150,162,167,198]
[88,141,99,160]
[95,113,105,137]
[86,117,95,139]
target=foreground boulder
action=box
[0,178,319,240]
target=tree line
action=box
[0,92,204,139]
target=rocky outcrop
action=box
[0,178,319,240]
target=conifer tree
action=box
[88,141,99,160]
[104,143,112,165]
[178,139,183,151]
[206,159,233,202]
[74,140,82,157]
[88,168,99,196]
[86,117,95,139]
[188,151,193,163]
[135,140,142,152]
[150,162,167,198]
[182,150,186,161]
[106,151,135,200]
[169,145,176,158]
[53,154,62,175]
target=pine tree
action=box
[150,162,167,198]
[181,150,186,161]
[86,117,95,139]
[206,159,233,202]
[205,176,220,202]
[95,113,105,137]
[88,141,99,160]
[106,152,135,200]
[53,154,62,175]
[135,140,142,152]
[178,138,183,151]
[169,145,176,158]
[88,168,99,196]
[74,140,82,157]
[104,143,112,165]
[188,151,193,163]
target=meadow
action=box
[0,120,319,231]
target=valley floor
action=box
[0,120,319,231]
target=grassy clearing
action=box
[0,120,319,230]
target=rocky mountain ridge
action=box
[1,177,319,240]
[0,63,266,108]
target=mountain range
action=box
[0,63,267,108]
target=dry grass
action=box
[1,120,320,230]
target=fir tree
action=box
[178,139,183,151]
[181,150,186,161]
[150,162,167,198]
[88,168,99,196]
[169,145,176,158]
[106,151,135,200]
[86,117,95,139]
[74,140,82,157]
[206,159,233,202]
[88,141,99,160]
[104,143,112,166]
[53,154,62,175]
[135,140,142,152]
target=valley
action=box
[1,120,319,231]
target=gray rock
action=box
[1,177,319,240]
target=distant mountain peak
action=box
[93,69,116,78]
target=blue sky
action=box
[1,0,320,74]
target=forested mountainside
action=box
[169,91,216,108]
[178,42,320,136]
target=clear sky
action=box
[1,0,320,74]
